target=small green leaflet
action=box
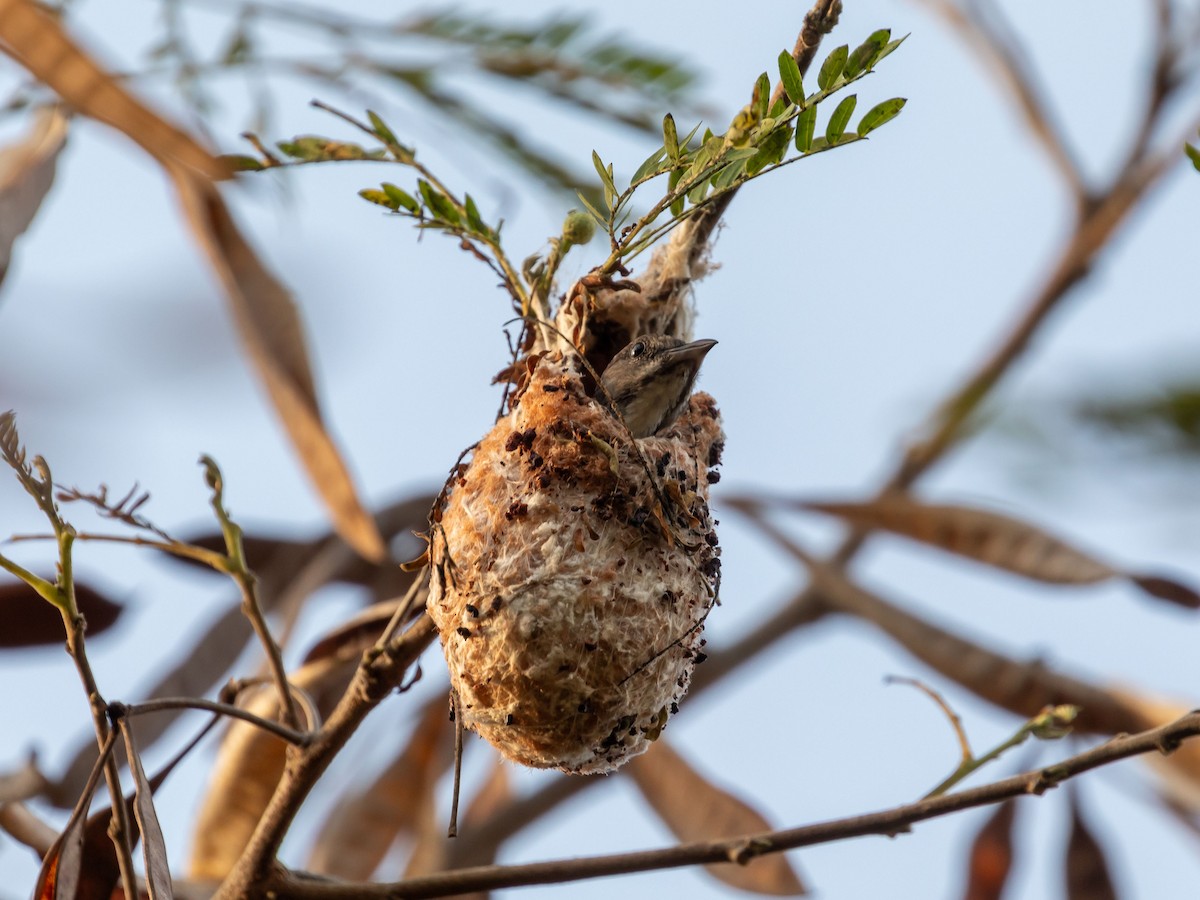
[663,113,680,160]
[778,50,805,106]
[418,179,460,225]
[845,30,888,78]
[367,109,398,146]
[795,104,817,153]
[668,169,685,217]
[752,71,771,120]
[1187,143,1200,172]
[817,44,848,92]
[464,193,488,236]
[382,182,419,213]
[826,95,857,142]
[576,190,608,226]
[592,150,617,209]
[858,98,907,136]
[631,146,668,184]
[874,34,908,66]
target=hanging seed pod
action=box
[426,351,723,773]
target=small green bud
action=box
[561,209,596,248]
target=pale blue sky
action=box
[1,1,1199,897]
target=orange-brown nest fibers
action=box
[426,351,724,773]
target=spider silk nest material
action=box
[427,350,723,773]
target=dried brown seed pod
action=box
[426,351,723,773]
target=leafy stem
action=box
[586,30,907,276]
[200,455,301,732]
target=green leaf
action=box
[359,188,397,210]
[826,94,857,142]
[778,50,805,106]
[663,113,680,160]
[710,160,745,191]
[220,154,264,172]
[382,182,419,213]
[857,97,907,136]
[795,104,817,153]
[846,30,889,78]
[1187,143,1200,172]
[576,190,608,226]
[418,179,461,225]
[817,44,848,92]
[464,193,488,235]
[592,150,617,208]
[874,34,908,66]
[686,178,710,205]
[631,146,668,183]
[366,110,398,146]
[668,169,685,217]
[746,126,793,175]
[862,29,892,69]
[752,71,771,120]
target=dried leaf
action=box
[0,0,227,179]
[0,107,66,290]
[0,801,58,857]
[34,736,118,900]
[302,598,409,664]
[627,741,807,896]
[307,695,453,879]
[800,497,1118,584]
[800,497,1200,607]
[187,655,356,879]
[118,721,173,899]
[1065,795,1117,900]
[0,578,123,650]
[0,755,49,803]
[41,714,215,898]
[171,171,384,562]
[962,799,1016,900]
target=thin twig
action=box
[123,697,312,746]
[885,675,973,762]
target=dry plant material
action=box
[307,696,454,879]
[1064,795,1117,900]
[0,579,122,648]
[427,352,723,773]
[187,656,354,880]
[962,798,1016,900]
[797,496,1200,607]
[172,172,385,564]
[627,741,807,895]
[0,106,66,288]
[0,0,227,180]
[118,720,172,899]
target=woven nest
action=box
[426,351,723,773]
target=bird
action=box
[599,335,717,438]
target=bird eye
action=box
[630,341,646,357]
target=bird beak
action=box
[663,338,718,367]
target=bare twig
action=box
[123,697,312,746]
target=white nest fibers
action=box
[426,351,723,773]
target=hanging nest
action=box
[426,349,723,773]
